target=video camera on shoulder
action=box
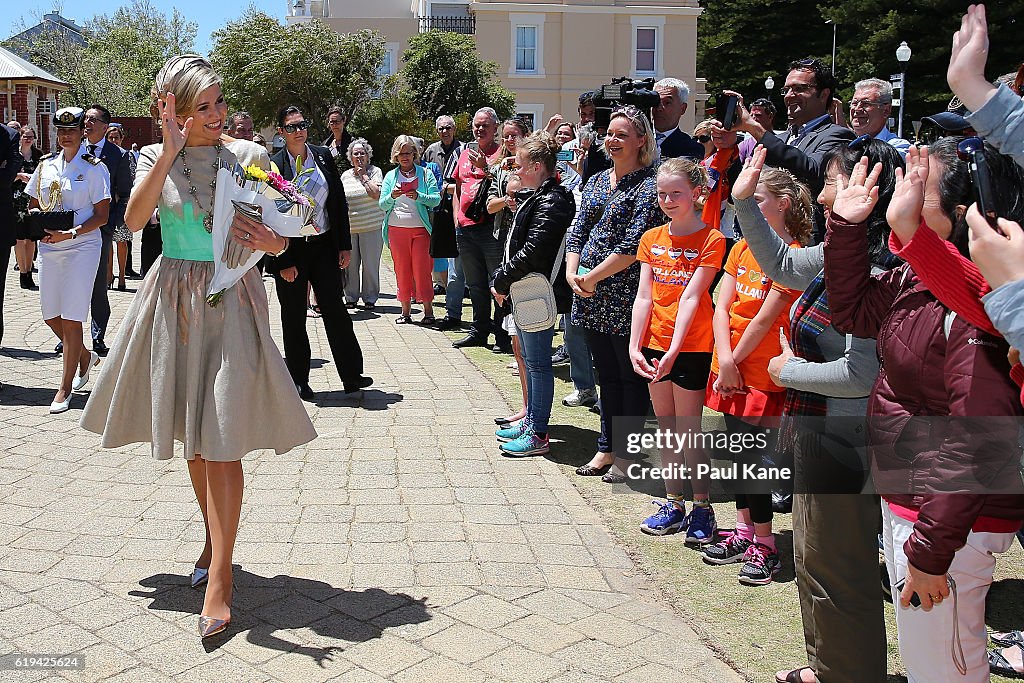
[593,76,660,131]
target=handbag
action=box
[509,233,566,333]
[25,172,73,240]
[429,198,458,258]
[464,174,491,224]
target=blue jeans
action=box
[563,316,596,393]
[445,256,465,320]
[456,225,504,339]
[517,325,556,434]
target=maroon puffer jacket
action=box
[824,215,1024,575]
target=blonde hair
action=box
[518,131,560,173]
[758,168,814,246]
[693,119,714,137]
[606,108,657,168]
[657,157,709,191]
[151,54,222,119]
[390,135,421,164]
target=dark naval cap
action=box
[53,106,85,128]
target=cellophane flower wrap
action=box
[206,163,318,306]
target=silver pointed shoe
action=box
[198,615,230,638]
[190,567,209,588]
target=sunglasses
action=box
[437,125,454,131]
[848,134,872,151]
[780,84,818,96]
[282,120,310,133]
[696,134,711,143]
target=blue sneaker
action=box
[639,499,687,536]
[496,421,529,443]
[500,430,550,456]
[684,504,717,544]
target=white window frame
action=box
[515,104,544,132]
[509,13,545,78]
[631,16,665,78]
[380,42,400,77]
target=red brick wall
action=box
[111,116,159,148]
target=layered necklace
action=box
[178,143,223,233]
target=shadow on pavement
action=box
[130,568,430,661]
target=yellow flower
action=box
[245,165,269,182]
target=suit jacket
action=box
[0,124,24,247]
[90,140,132,236]
[659,129,705,161]
[759,116,855,241]
[267,143,351,273]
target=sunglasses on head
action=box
[282,120,310,133]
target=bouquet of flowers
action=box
[206,162,318,306]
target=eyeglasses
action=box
[282,120,310,133]
[327,119,344,125]
[780,84,818,96]
[696,134,711,143]
[850,99,885,110]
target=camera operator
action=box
[581,78,661,185]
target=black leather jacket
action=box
[491,177,575,314]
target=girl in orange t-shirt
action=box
[702,167,813,586]
[630,158,725,542]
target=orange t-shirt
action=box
[710,240,801,391]
[636,223,726,353]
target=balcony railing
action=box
[417,15,475,34]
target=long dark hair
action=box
[825,138,905,268]
[929,137,1024,257]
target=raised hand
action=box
[157,92,192,158]
[767,327,795,387]
[831,157,882,224]
[948,4,994,112]
[732,145,767,201]
[886,145,929,243]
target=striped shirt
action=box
[340,166,385,234]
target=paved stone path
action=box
[0,256,743,682]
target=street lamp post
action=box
[826,20,837,70]
[765,77,774,92]
[896,41,912,138]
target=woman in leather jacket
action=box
[491,132,575,457]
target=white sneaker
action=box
[562,388,598,407]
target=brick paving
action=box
[0,255,743,682]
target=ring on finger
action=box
[243,232,250,241]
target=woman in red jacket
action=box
[823,156,1024,683]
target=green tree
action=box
[349,80,438,172]
[399,31,516,122]
[210,11,386,141]
[3,0,198,116]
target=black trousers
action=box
[90,229,112,343]
[585,329,650,454]
[273,237,364,388]
[140,223,162,276]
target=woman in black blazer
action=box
[267,105,372,399]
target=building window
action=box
[515,26,537,73]
[379,42,399,77]
[508,13,545,77]
[515,104,543,132]
[635,27,657,75]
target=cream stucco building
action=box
[287,0,706,132]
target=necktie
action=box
[656,132,666,146]
[88,144,97,156]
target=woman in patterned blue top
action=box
[566,106,664,482]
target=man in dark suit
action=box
[81,104,132,355]
[654,78,705,160]
[0,122,24,356]
[267,105,372,399]
[729,58,855,241]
